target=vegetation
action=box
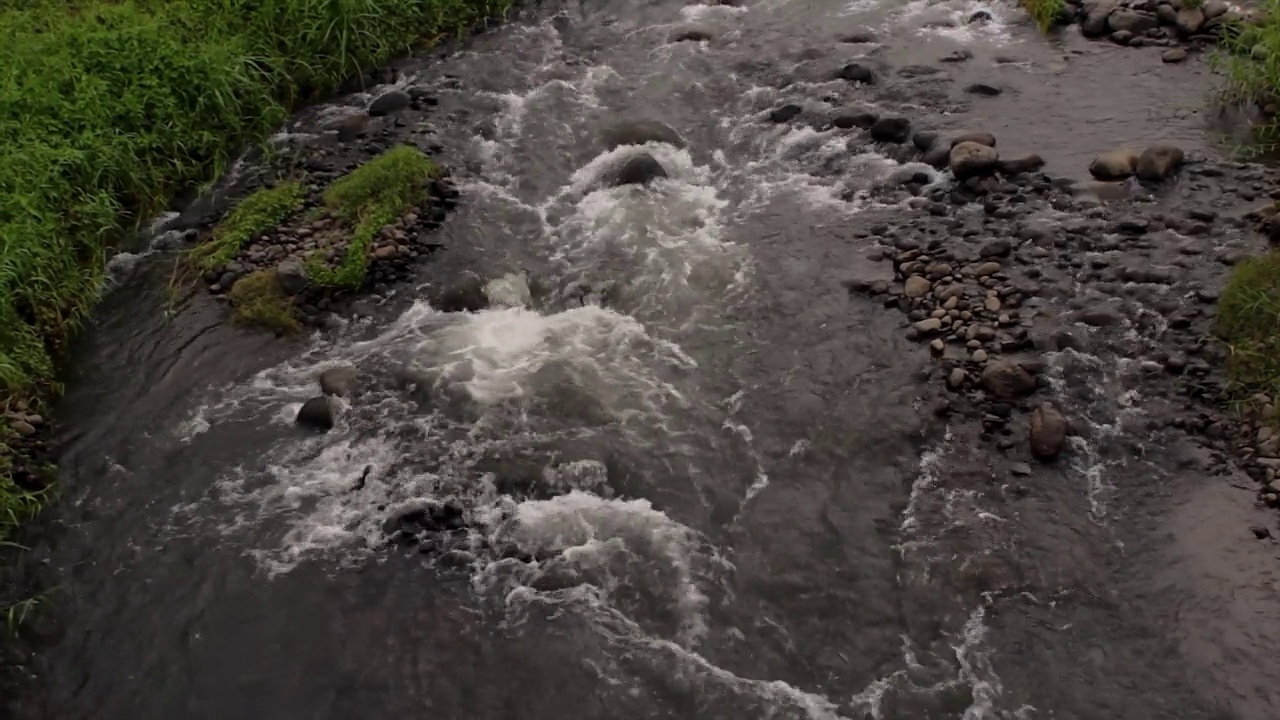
[1216,250,1280,412]
[1214,3,1280,150]
[1021,0,1066,34]
[229,270,302,334]
[189,182,305,272]
[0,0,511,634]
[310,145,438,288]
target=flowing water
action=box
[14,1,1280,718]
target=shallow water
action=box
[14,1,1280,718]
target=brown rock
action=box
[1135,145,1185,182]
[981,359,1036,401]
[905,275,933,298]
[998,154,1045,175]
[9,419,36,437]
[1161,48,1188,63]
[950,132,997,148]
[950,141,1000,180]
[1030,402,1069,459]
[374,245,399,260]
[1175,7,1205,36]
[1089,148,1140,180]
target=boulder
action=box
[922,145,951,168]
[833,111,878,129]
[998,154,1045,174]
[1175,7,1205,36]
[835,63,876,84]
[869,117,912,143]
[1088,148,1140,180]
[368,90,411,116]
[770,104,803,123]
[913,131,939,152]
[1081,0,1120,36]
[981,359,1036,401]
[1108,9,1159,34]
[610,153,667,186]
[950,141,999,179]
[1135,145,1184,181]
[1157,4,1178,25]
[275,259,309,295]
[601,120,685,150]
[296,397,336,431]
[1204,0,1228,19]
[670,27,713,42]
[1030,402,1069,459]
[319,366,359,397]
[950,132,996,148]
[964,83,1002,97]
[436,272,489,312]
[839,31,878,43]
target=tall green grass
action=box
[1021,0,1065,34]
[0,0,512,555]
[1214,1,1280,150]
[1216,250,1280,417]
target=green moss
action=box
[309,145,438,289]
[1215,250,1280,405]
[228,269,301,335]
[1021,0,1066,34]
[189,181,304,272]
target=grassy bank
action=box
[1021,0,1066,34]
[1215,0,1280,147]
[0,0,511,574]
[1217,250,1280,416]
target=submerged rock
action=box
[998,154,1045,175]
[1135,145,1185,182]
[610,152,667,186]
[981,359,1036,401]
[296,396,336,431]
[1030,402,1069,459]
[770,104,803,123]
[950,141,999,180]
[1089,148,1140,180]
[436,272,489,312]
[368,89,411,116]
[835,62,876,84]
[601,120,685,149]
[319,365,359,397]
[869,117,911,143]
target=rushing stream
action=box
[14,1,1280,718]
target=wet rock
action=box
[836,62,876,84]
[1082,0,1120,36]
[1011,462,1033,477]
[998,154,1045,174]
[327,114,369,142]
[913,132,939,152]
[610,153,667,186]
[1162,48,1188,63]
[601,120,685,149]
[981,359,1036,401]
[980,239,1012,258]
[833,111,878,129]
[870,117,911,143]
[1251,526,1272,540]
[671,27,713,42]
[436,272,489,312]
[922,145,951,168]
[840,30,878,43]
[965,83,1002,97]
[1135,145,1184,181]
[320,366,359,397]
[1089,148,1140,180]
[1109,9,1159,34]
[368,90,411,116]
[950,141,999,180]
[275,259,309,295]
[1077,307,1123,327]
[1175,7,1205,36]
[296,397,336,431]
[967,9,994,24]
[1030,402,1069,460]
[905,275,933,298]
[770,104,803,123]
[951,132,996,148]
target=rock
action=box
[967,9,994,24]
[770,104,803,123]
[275,259,309,295]
[1162,47,1188,63]
[840,31,878,43]
[1030,402,1068,459]
[1110,29,1134,44]
[998,154,1045,174]
[1089,148,1140,180]
[1204,0,1228,20]
[833,111,879,129]
[319,366,359,397]
[905,276,933,298]
[436,272,489,312]
[980,239,1012,258]
[1251,525,1272,540]
[368,90,411,116]
[948,367,968,388]
[1135,145,1184,182]
[950,132,996,148]
[326,114,369,142]
[836,63,876,84]
[601,120,685,149]
[975,261,1002,276]
[1157,4,1178,25]
[869,117,911,143]
[1109,9,1159,34]
[981,359,1036,401]
[610,153,667,186]
[671,27,713,42]
[950,141,999,180]
[915,318,943,332]
[9,419,35,437]
[922,145,951,168]
[913,132,939,152]
[296,397,336,431]
[1175,7,1205,36]
[1011,462,1033,476]
[373,245,398,260]
[965,83,1002,97]
[1081,0,1120,36]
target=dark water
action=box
[14,1,1280,718]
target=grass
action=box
[1021,0,1066,34]
[1213,1,1280,151]
[1215,250,1280,417]
[0,0,512,636]
[229,270,302,334]
[309,145,437,288]
[188,181,305,272]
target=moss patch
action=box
[1215,250,1280,414]
[309,145,438,289]
[228,270,301,335]
[189,181,305,272]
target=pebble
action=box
[915,318,943,332]
[948,368,968,388]
[972,349,989,363]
